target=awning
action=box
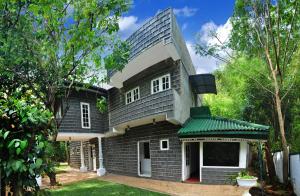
[189,74,217,94]
[178,107,269,140]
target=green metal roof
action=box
[178,107,269,139]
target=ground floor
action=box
[69,121,255,184]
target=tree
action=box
[0,89,52,195]
[1,0,130,186]
[197,0,300,184]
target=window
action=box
[126,87,140,104]
[203,142,240,167]
[80,102,91,129]
[144,142,150,159]
[160,139,169,150]
[151,74,171,94]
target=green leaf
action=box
[14,160,22,171]
[3,131,9,139]
[38,142,44,149]
[35,158,43,168]
[16,148,21,155]
[20,140,28,150]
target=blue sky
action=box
[118,0,235,73]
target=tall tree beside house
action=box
[196,0,300,184]
[0,88,53,196]
[0,0,130,187]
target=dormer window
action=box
[126,87,140,104]
[80,102,91,129]
[151,74,171,94]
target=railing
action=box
[109,89,174,127]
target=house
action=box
[56,8,269,184]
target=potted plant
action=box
[236,170,258,187]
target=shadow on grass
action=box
[39,179,167,196]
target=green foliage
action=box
[0,0,130,109]
[96,96,108,114]
[238,170,256,179]
[0,89,53,192]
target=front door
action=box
[138,141,151,176]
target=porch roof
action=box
[178,107,269,139]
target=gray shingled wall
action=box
[103,121,182,181]
[59,90,108,133]
[201,168,242,184]
[108,59,181,127]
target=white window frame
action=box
[160,139,169,151]
[80,102,91,129]
[151,73,171,94]
[125,87,140,104]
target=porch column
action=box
[97,136,106,176]
[80,141,87,172]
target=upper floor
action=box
[57,87,108,139]
[109,8,195,88]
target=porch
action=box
[178,106,269,184]
[56,132,106,176]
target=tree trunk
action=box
[47,171,57,186]
[265,50,289,185]
[274,90,289,184]
[65,141,70,165]
[265,141,276,183]
[11,182,23,196]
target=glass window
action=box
[151,74,171,94]
[162,75,170,90]
[144,142,150,159]
[160,139,169,150]
[203,142,240,167]
[81,103,90,128]
[126,91,132,104]
[133,88,139,100]
[152,79,159,93]
[126,87,139,104]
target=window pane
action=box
[81,103,90,128]
[203,142,240,166]
[133,88,139,100]
[162,75,170,90]
[126,92,132,104]
[144,143,150,159]
[152,79,159,93]
[162,140,168,149]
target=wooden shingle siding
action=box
[201,168,242,184]
[103,121,182,181]
[108,59,181,127]
[59,90,108,133]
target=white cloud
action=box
[186,41,220,73]
[187,19,232,73]
[174,6,198,17]
[118,16,143,39]
[182,23,188,31]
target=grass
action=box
[54,163,71,174]
[41,179,167,196]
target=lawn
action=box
[42,179,167,196]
